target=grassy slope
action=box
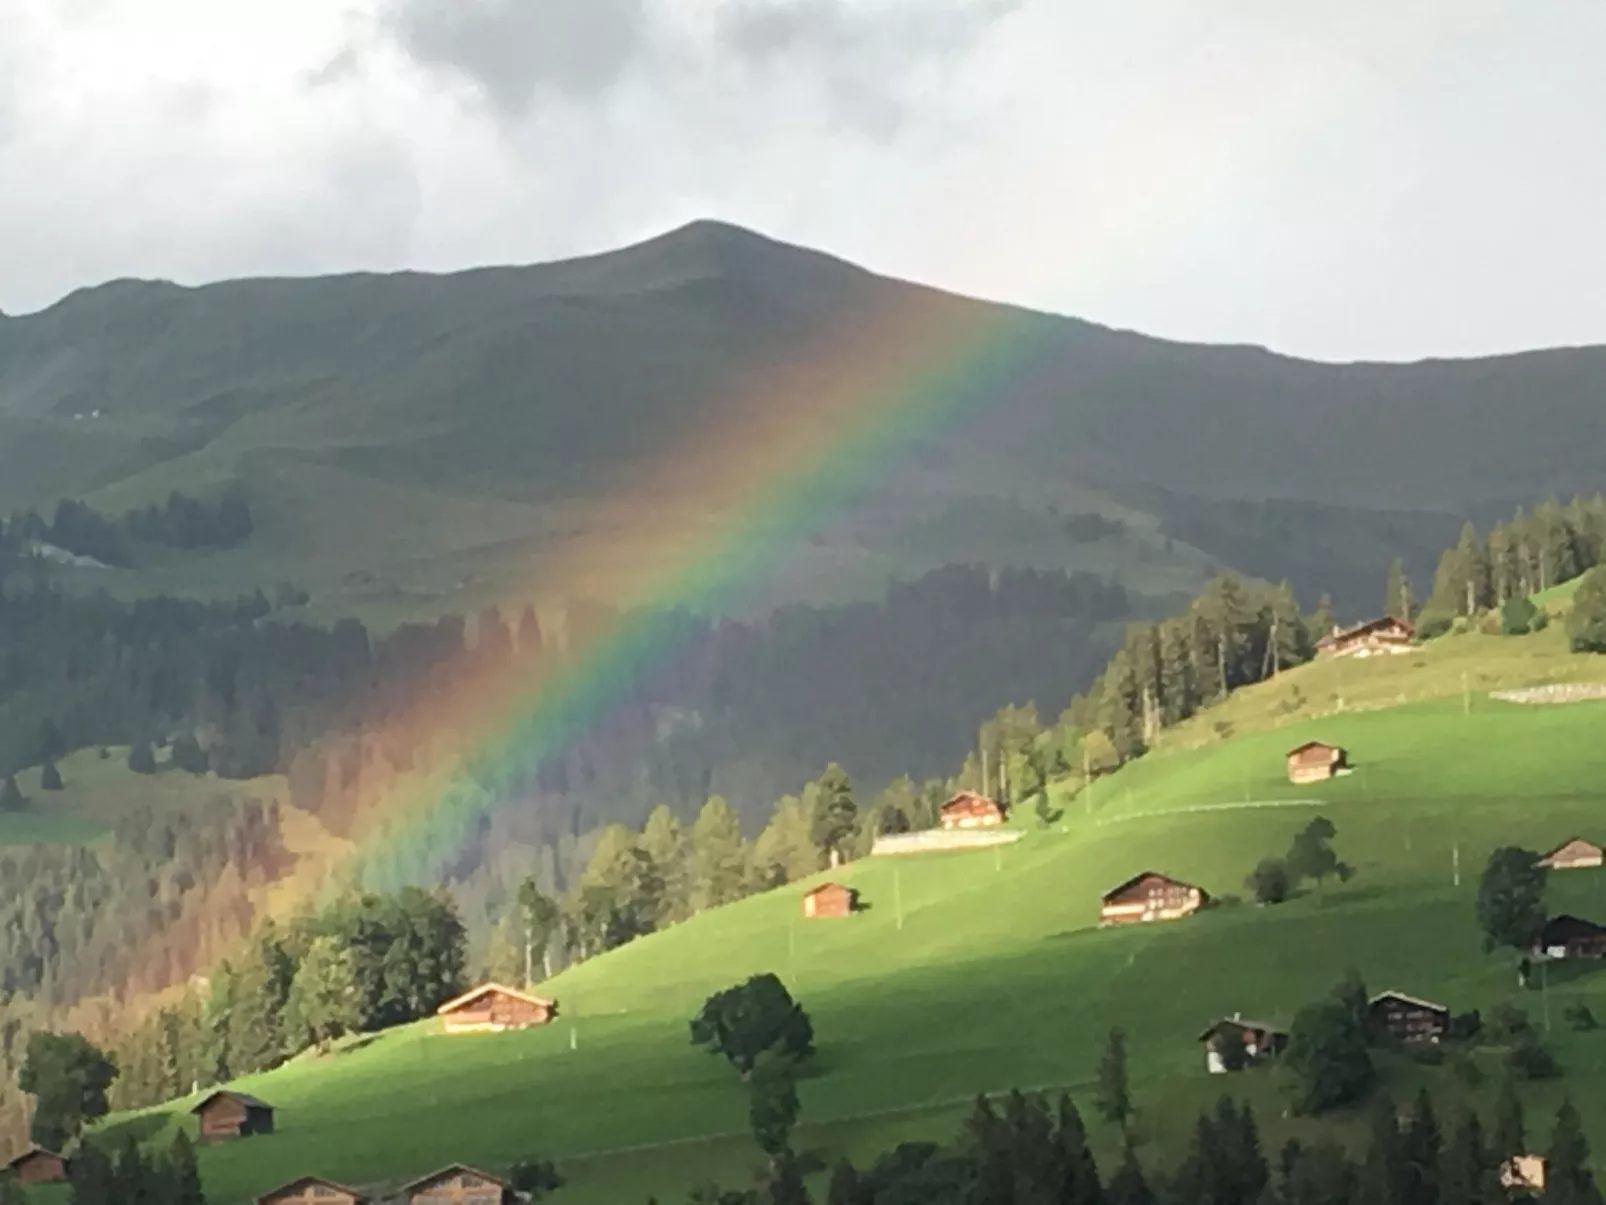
[51,623,1606,1205]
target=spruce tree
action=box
[0,774,26,812]
[40,759,63,790]
[1108,1143,1156,1205]
[640,806,692,925]
[1385,559,1415,623]
[1545,1100,1599,1205]
[1358,1095,1403,1205]
[1400,1089,1442,1205]
[165,1130,204,1205]
[128,739,157,775]
[1096,1026,1132,1129]
[691,796,749,912]
[809,764,858,867]
[1493,1077,1526,1164]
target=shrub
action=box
[1246,858,1292,905]
[1489,1004,1532,1041]
[509,1160,564,1198]
[1410,1043,1445,1066]
[1447,1009,1483,1041]
[1564,1003,1598,1032]
[40,761,63,791]
[1417,610,1455,639]
[1449,1052,1485,1087]
[1506,1032,1560,1080]
[1501,596,1539,635]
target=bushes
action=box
[1567,567,1606,653]
[1246,858,1292,905]
[1502,596,1540,635]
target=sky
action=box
[1,0,1603,362]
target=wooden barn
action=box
[1369,991,1449,1043]
[400,1163,512,1205]
[436,983,557,1034]
[1315,617,1415,659]
[5,1147,67,1185]
[1198,1016,1288,1073]
[801,882,857,919]
[1536,914,1606,960]
[1285,741,1347,785]
[256,1176,368,1205]
[939,792,1006,830]
[1100,871,1207,926]
[1540,838,1605,870]
[191,1089,275,1141]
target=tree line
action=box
[0,492,254,567]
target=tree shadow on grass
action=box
[1534,958,1606,987]
[94,1112,172,1147]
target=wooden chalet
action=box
[1539,838,1605,871]
[436,982,556,1034]
[1285,741,1348,785]
[939,791,1006,830]
[1100,871,1208,926]
[191,1089,275,1141]
[1315,617,1415,659]
[801,882,857,919]
[1536,914,1606,960]
[256,1176,368,1205]
[1501,1155,1547,1194]
[4,1147,67,1185]
[1368,991,1449,1043]
[400,1163,512,1205]
[1198,1015,1288,1073]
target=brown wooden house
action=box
[436,983,556,1034]
[400,1163,512,1205]
[1286,741,1348,785]
[256,1175,368,1205]
[1368,991,1449,1043]
[1536,914,1606,959]
[1100,871,1207,926]
[5,1147,67,1185]
[1539,838,1605,870]
[1198,1016,1288,1073]
[1315,617,1415,659]
[939,791,1006,829]
[801,882,857,919]
[191,1089,275,1141]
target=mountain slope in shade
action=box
[1,219,1601,618]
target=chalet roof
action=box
[5,1147,66,1169]
[1197,1017,1287,1042]
[436,981,555,1015]
[1101,870,1203,902]
[399,1163,510,1194]
[1542,837,1604,859]
[803,881,851,897]
[257,1176,366,1204]
[941,791,1003,813]
[1368,990,1448,1015]
[1287,740,1343,756]
[1316,616,1414,646]
[1538,914,1606,943]
[190,1089,273,1114]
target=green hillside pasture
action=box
[84,699,1606,1204]
[1535,576,1587,615]
[0,748,285,846]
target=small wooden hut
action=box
[1536,914,1606,960]
[801,882,857,919]
[1285,741,1347,784]
[191,1089,275,1141]
[1198,1016,1288,1073]
[5,1147,68,1185]
[938,792,1006,830]
[436,983,557,1034]
[1100,872,1207,926]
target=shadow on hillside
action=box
[96,1113,171,1147]
[1534,959,1606,988]
[329,1034,382,1058]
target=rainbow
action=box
[336,287,1053,893]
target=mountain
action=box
[3,219,1603,620]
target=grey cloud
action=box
[378,0,648,117]
[714,0,1021,138]
[303,44,365,90]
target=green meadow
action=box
[49,619,1606,1205]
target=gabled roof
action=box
[257,1176,366,1204]
[1197,1018,1288,1042]
[803,881,852,897]
[435,981,554,1015]
[399,1163,510,1194]
[1101,870,1205,902]
[1287,740,1343,756]
[1317,616,1414,646]
[1369,990,1448,1015]
[190,1089,273,1114]
[941,791,1003,813]
[1538,914,1606,943]
[5,1146,66,1169]
[1541,837,1604,859]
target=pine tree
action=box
[40,759,63,790]
[1310,594,1338,642]
[128,739,157,775]
[164,1130,204,1205]
[1441,1110,1502,1205]
[1108,1143,1156,1205]
[1159,620,1195,727]
[517,604,543,659]
[1096,1026,1132,1130]
[691,796,748,912]
[809,764,858,867]
[749,796,823,891]
[1400,1089,1443,1205]
[640,805,692,925]
[1545,1100,1599,1205]
[517,878,561,983]
[1358,1095,1403,1205]
[1492,1077,1527,1166]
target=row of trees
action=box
[0,493,255,567]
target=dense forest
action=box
[1,493,254,567]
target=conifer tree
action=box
[0,774,26,812]
[164,1129,204,1205]
[1493,1077,1527,1166]
[1385,559,1415,624]
[1545,1100,1599,1205]
[128,739,157,775]
[640,805,692,925]
[517,877,561,982]
[1096,1026,1132,1130]
[809,764,858,868]
[1400,1089,1443,1205]
[40,759,63,791]
[691,796,748,912]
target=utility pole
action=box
[1452,843,1460,888]
[1083,746,1093,817]
[894,867,904,931]
[1463,672,1471,715]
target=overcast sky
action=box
[2,0,1602,361]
